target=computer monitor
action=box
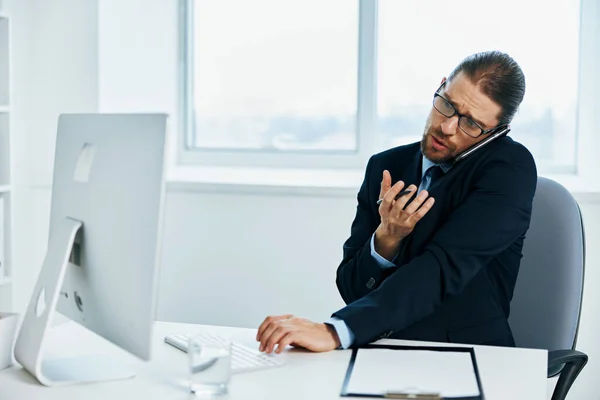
[14,113,169,386]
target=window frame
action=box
[176,0,598,191]
[177,0,376,170]
[544,0,600,192]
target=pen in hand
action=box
[376,188,413,206]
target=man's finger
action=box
[275,332,294,354]
[379,181,406,215]
[388,184,417,214]
[259,322,283,352]
[256,314,293,341]
[265,326,290,354]
[410,197,435,222]
[403,190,430,215]
[379,170,392,199]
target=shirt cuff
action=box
[370,234,396,268]
[325,317,355,349]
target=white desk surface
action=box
[0,320,548,400]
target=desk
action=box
[0,321,547,400]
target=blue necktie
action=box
[419,165,444,192]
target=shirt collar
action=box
[421,154,453,179]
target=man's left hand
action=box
[256,315,341,354]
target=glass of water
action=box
[188,335,232,396]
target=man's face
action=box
[421,72,503,164]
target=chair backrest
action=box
[508,177,585,351]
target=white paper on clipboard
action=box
[346,348,481,398]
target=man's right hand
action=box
[374,170,435,261]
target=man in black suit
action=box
[256,51,537,354]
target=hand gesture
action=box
[374,170,435,260]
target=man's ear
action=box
[440,77,447,85]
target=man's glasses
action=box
[433,82,502,138]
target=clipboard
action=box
[340,344,485,400]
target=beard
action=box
[420,125,457,164]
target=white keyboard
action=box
[164,333,284,373]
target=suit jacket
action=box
[332,136,537,347]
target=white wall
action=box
[98,0,179,167]
[573,198,600,400]
[6,0,99,311]
[157,187,351,327]
[6,1,600,399]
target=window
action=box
[186,0,359,153]
[183,0,583,173]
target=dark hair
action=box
[447,51,525,125]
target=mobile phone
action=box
[376,188,413,206]
[453,125,511,164]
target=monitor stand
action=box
[14,217,135,386]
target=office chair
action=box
[508,177,588,400]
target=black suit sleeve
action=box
[335,156,387,305]
[332,146,537,346]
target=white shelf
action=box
[0,185,10,193]
[0,106,8,113]
[0,277,11,287]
